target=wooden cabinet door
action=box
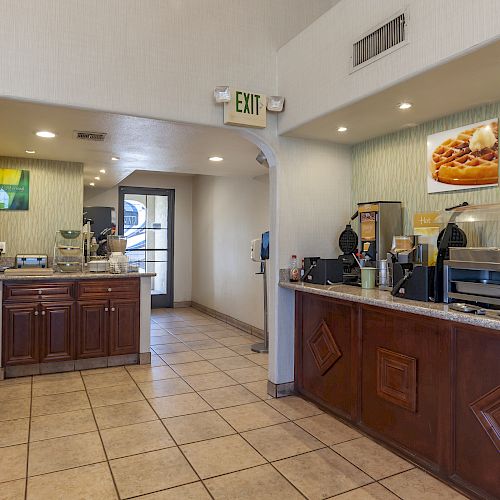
[39,302,74,363]
[454,325,500,499]
[296,292,357,419]
[109,299,139,356]
[2,303,39,365]
[77,301,108,358]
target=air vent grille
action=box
[352,12,407,70]
[73,130,107,142]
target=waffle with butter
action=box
[431,122,498,185]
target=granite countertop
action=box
[0,270,156,281]
[280,281,500,331]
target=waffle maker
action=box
[338,211,359,283]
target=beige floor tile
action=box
[151,335,182,345]
[153,343,191,354]
[93,400,158,430]
[218,336,256,347]
[229,344,255,355]
[181,434,265,479]
[30,408,97,441]
[163,411,235,445]
[138,482,211,500]
[183,371,238,391]
[0,398,31,422]
[28,431,106,476]
[151,355,167,366]
[167,326,199,334]
[82,370,134,389]
[243,380,272,400]
[0,444,27,483]
[87,384,144,407]
[380,468,467,500]
[0,383,31,401]
[274,448,372,499]
[32,376,84,397]
[0,377,31,387]
[206,329,244,339]
[110,447,198,498]
[334,483,400,499]
[27,462,117,500]
[172,333,211,342]
[195,324,229,333]
[198,385,259,409]
[204,463,305,500]
[0,478,26,500]
[161,351,204,364]
[31,391,89,417]
[33,371,81,382]
[333,437,413,480]
[267,396,323,420]
[224,366,268,383]
[138,378,193,399]
[128,365,178,382]
[149,393,212,418]
[295,413,361,445]
[101,420,175,459]
[195,347,238,360]
[218,401,288,432]
[210,356,257,370]
[79,366,125,376]
[242,421,323,461]
[0,419,29,447]
[171,361,220,377]
[183,339,222,350]
[245,353,269,366]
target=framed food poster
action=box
[0,169,30,210]
[427,118,498,194]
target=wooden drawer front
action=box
[77,279,140,300]
[4,282,74,302]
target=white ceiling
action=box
[0,99,266,188]
[285,40,500,144]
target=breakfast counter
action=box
[0,272,155,379]
[283,280,500,499]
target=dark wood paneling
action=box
[77,279,139,300]
[2,303,39,365]
[4,281,74,302]
[109,299,139,356]
[454,324,500,499]
[39,302,74,362]
[77,300,108,358]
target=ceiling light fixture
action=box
[398,102,412,110]
[267,96,285,112]
[94,176,100,180]
[337,126,348,132]
[99,169,106,174]
[25,150,36,154]
[209,156,223,162]
[214,86,231,103]
[111,156,119,161]
[36,130,56,138]
[89,182,95,186]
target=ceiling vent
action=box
[351,11,407,71]
[73,130,107,142]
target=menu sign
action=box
[0,169,30,210]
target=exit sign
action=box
[224,89,266,128]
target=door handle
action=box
[34,311,39,316]
[38,290,42,295]
[108,288,112,292]
[105,307,109,312]
[41,311,46,316]
[111,307,116,312]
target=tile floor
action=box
[0,307,467,499]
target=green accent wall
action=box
[352,102,500,241]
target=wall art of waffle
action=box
[427,118,498,194]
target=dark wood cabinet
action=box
[77,301,109,358]
[40,301,74,362]
[109,299,139,356]
[2,303,39,365]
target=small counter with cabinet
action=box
[0,272,155,378]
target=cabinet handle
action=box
[34,311,39,316]
[111,307,116,312]
[107,288,112,292]
[41,311,46,316]
[105,307,109,312]
[38,290,42,295]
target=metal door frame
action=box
[118,186,175,308]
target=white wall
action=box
[192,174,269,330]
[278,0,500,133]
[84,171,193,303]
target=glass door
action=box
[118,187,175,308]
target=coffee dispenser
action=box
[357,201,402,264]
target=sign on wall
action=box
[427,118,498,194]
[224,89,266,128]
[0,169,30,210]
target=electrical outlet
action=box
[0,242,6,255]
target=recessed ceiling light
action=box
[25,150,36,154]
[111,156,119,161]
[94,176,100,180]
[99,169,106,174]
[398,102,412,110]
[89,182,95,186]
[209,156,223,162]
[337,126,348,132]
[36,130,56,138]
